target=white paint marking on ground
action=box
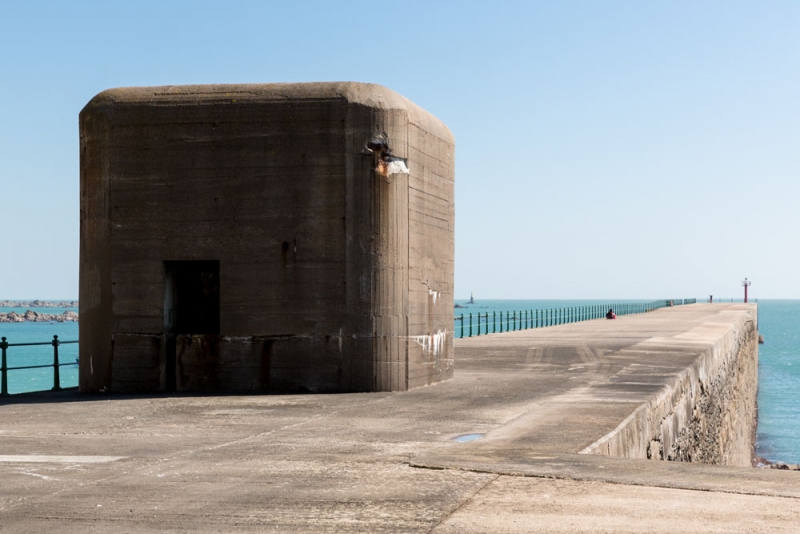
[0,455,125,464]
[18,471,56,480]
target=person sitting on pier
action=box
[606,308,616,320]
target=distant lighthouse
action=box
[469,292,475,304]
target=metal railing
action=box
[0,335,78,396]
[454,299,697,339]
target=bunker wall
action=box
[79,83,454,394]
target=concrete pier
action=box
[1,304,798,532]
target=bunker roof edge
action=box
[80,82,454,144]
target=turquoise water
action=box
[0,306,79,314]
[1,299,797,464]
[754,300,800,464]
[0,307,79,395]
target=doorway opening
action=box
[164,260,220,391]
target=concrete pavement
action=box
[1,304,798,532]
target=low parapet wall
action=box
[581,306,758,467]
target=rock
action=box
[0,304,79,322]
[0,300,79,309]
[5,312,24,322]
[770,462,800,471]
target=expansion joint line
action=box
[425,472,500,533]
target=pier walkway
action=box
[1,304,798,532]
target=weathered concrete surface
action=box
[580,305,759,465]
[79,82,454,395]
[1,304,798,532]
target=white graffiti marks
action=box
[411,330,448,356]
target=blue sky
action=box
[1,1,798,300]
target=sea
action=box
[1,299,797,465]
[0,304,79,396]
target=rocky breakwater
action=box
[0,300,78,308]
[0,310,79,323]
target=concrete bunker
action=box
[79,82,455,394]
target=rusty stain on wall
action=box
[364,131,409,177]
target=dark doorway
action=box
[164,261,220,391]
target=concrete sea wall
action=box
[581,307,758,467]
